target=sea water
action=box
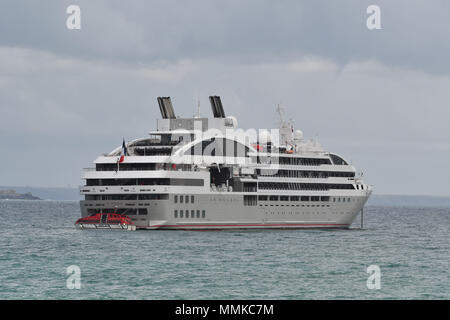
[0,200,448,299]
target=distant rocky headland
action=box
[0,190,41,200]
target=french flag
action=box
[119,138,127,163]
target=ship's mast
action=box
[276,104,294,148]
[276,104,286,127]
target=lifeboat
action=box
[75,213,136,231]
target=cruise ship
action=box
[79,96,372,230]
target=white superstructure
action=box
[79,96,372,230]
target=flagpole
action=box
[117,137,126,172]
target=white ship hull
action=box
[80,191,370,230]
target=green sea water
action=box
[0,200,448,299]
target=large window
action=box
[244,195,257,206]
[329,154,348,165]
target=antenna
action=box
[276,104,289,129]
[197,99,201,118]
[276,104,285,123]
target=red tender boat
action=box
[75,213,136,230]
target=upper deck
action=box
[81,95,370,198]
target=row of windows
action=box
[260,157,332,166]
[133,147,173,156]
[128,137,182,147]
[257,154,347,166]
[87,208,147,215]
[258,195,330,202]
[261,204,331,208]
[86,178,204,187]
[264,211,351,215]
[174,195,195,204]
[258,182,355,191]
[174,209,206,219]
[96,163,156,171]
[257,169,355,178]
[333,197,352,203]
[96,163,194,172]
[85,194,168,201]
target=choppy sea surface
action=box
[0,200,448,300]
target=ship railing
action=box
[83,166,201,172]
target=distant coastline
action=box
[0,189,41,200]
[0,186,449,207]
[0,186,81,201]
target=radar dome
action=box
[293,130,303,141]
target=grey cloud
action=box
[1,48,450,194]
[0,1,449,195]
[1,1,450,74]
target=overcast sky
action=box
[1,0,449,195]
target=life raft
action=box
[75,213,136,231]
